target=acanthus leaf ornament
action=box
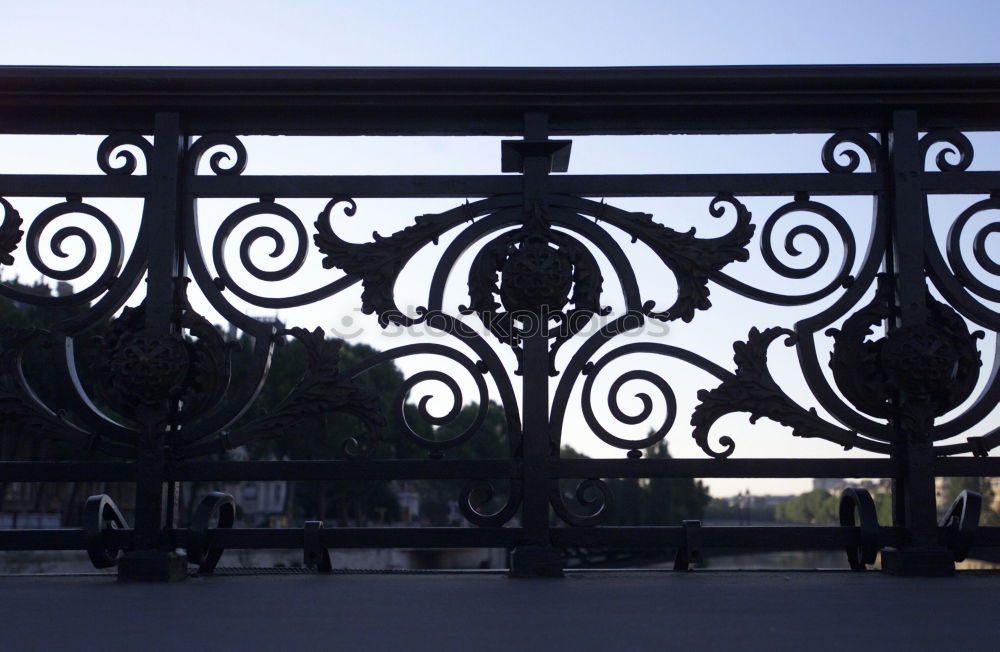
[586,193,754,323]
[0,198,24,267]
[691,327,859,458]
[313,198,460,327]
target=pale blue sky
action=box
[1,1,998,497]
[1,0,999,66]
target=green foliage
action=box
[774,489,839,524]
[874,492,894,525]
[943,477,1000,526]
[775,489,895,526]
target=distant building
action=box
[813,478,890,494]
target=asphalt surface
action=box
[1,570,998,651]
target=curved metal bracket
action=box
[83,494,128,569]
[303,521,332,573]
[940,489,981,562]
[839,488,880,570]
[187,491,236,575]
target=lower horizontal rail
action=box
[204,527,522,549]
[0,462,136,482]
[0,529,130,551]
[169,459,520,481]
[2,457,998,483]
[555,458,898,478]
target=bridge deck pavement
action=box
[1,570,997,651]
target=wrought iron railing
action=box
[0,65,998,579]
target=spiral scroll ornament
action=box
[581,363,677,457]
[97,133,153,176]
[29,200,123,283]
[946,196,1000,304]
[206,198,318,309]
[459,479,522,527]
[0,199,126,307]
[550,478,615,526]
[393,356,490,458]
[712,195,857,306]
[185,133,248,176]
[920,129,974,172]
[821,130,882,173]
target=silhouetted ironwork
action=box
[0,66,998,579]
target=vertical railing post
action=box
[881,110,953,575]
[508,112,566,577]
[117,112,188,581]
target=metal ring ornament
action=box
[83,494,129,569]
[939,489,981,563]
[187,491,236,574]
[838,488,879,570]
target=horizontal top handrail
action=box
[1,64,999,135]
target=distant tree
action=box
[775,489,839,525]
[0,279,115,526]
[943,477,1000,526]
[239,333,409,525]
[414,401,511,525]
[636,440,711,524]
[873,492,894,526]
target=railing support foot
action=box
[509,546,564,578]
[117,550,189,582]
[879,546,954,577]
